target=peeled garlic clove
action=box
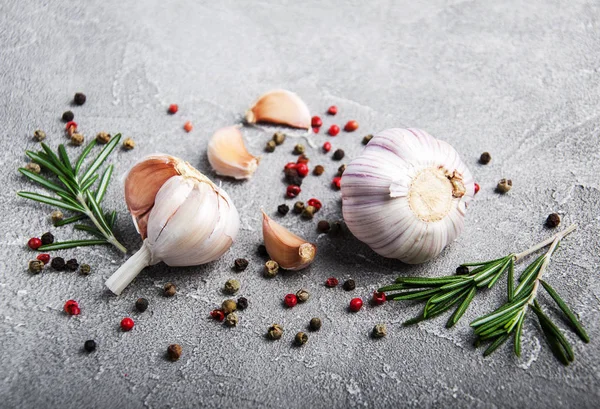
[341,128,474,264]
[245,89,311,129]
[207,126,259,179]
[262,211,316,270]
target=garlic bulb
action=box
[245,89,311,129]
[341,128,474,264]
[207,126,259,179]
[262,211,316,270]
[105,155,240,295]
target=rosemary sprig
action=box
[17,135,126,253]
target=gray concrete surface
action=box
[1,0,599,408]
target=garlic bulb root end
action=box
[105,241,152,295]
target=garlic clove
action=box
[207,126,259,180]
[261,211,316,270]
[245,89,311,129]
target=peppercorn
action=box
[237,297,248,310]
[372,291,386,305]
[28,237,42,251]
[296,163,309,178]
[337,164,346,176]
[70,133,84,146]
[223,278,241,295]
[96,132,111,144]
[264,260,279,278]
[286,185,301,198]
[76,263,90,275]
[362,134,373,145]
[122,138,135,150]
[65,259,78,271]
[84,340,96,352]
[325,277,339,287]
[28,260,44,274]
[546,213,561,228]
[332,177,341,190]
[168,104,178,114]
[307,198,322,212]
[284,168,303,186]
[456,265,469,275]
[342,279,356,291]
[258,244,268,257]
[210,309,225,321]
[65,121,77,136]
[284,162,297,170]
[372,324,387,339]
[309,317,322,331]
[293,201,305,214]
[225,313,239,327]
[265,140,276,152]
[344,120,359,132]
[272,132,286,145]
[317,220,331,233]
[164,282,177,297]
[333,149,345,160]
[64,300,79,314]
[41,232,54,245]
[295,332,308,346]
[479,152,492,165]
[296,289,310,302]
[60,111,73,123]
[349,297,363,312]
[135,298,149,312]
[37,253,50,265]
[284,293,298,308]
[301,205,315,219]
[327,105,338,115]
[33,129,46,142]
[496,178,512,193]
[24,162,41,174]
[51,257,66,270]
[323,141,332,152]
[328,125,340,136]
[120,317,134,331]
[297,154,310,164]
[51,210,64,225]
[311,116,322,128]
[234,258,249,271]
[293,144,305,155]
[277,204,290,216]
[313,165,325,176]
[221,299,237,314]
[474,183,480,194]
[167,344,182,361]
[183,121,193,132]
[267,324,283,340]
[73,92,86,105]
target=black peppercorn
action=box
[258,244,268,257]
[74,92,86,105]
[277,204,290,216]
[456,265,469,275]
[84,340,97,352]
[546,213,561,228]
[333,149,345,160]
[51,257,66,271]
[479,152,492,165]
[342,279,356,291]
[284,168,303,186]
[317,220,331,233]
[309,317,322,331]
[236,297,248,310]
[41,232,54,245]
[135,298,149,312]
[66,258,79,271]
[62,111,74,122]
[234,258,249,272]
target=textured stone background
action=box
[1,0,599,408]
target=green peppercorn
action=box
[222,299,237,314]
[96,132,111,144]
[224,279,241,294]
[265,140,276,152]
[333,149,345,160]
[264,260,279,278]
[317,220,331,233]
[225,313,239,327]
[236,297,248,310]
[496,178,512,194]
[372,324,387,338]
[479,152,492,165]
[51,210,64,225]
[342,279,356,291]
[296,289,310,302]
[164,282,177,297]
[267,324,283,340]
[33,129,46,142]
[293,144,305,155]
[313,165,325,176]
[70,133,84,146]
[24,162,41,174]
[309,317,322,331]
[293,201,305,214]
[135,298,149,312]
[41,232,54,246]
[74,92,86,105]
[62,111,74,122]
[295,332,308,346]
[122,138,135,150]
[234,258,249,272]
[456,265,469,275]
[79,264,91,275]
[167,344,182,361]
[66,259,79,271]
[362,134,373,145]
[272,132,286,145]
[277,204,290,216]
[28,260,44,274]
[546,213,561,228]
[301,205,315,219]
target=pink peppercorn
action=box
[120,317,134,331]
[323,141,331,153]
[307,198,322,211]
[311,116,323,128]
[64,300,80,315]
[474,183,480,194]
[284,294,298,308]
[37,253,51,264]
[168,104,178,114]
[286,185,301,198]
[349,297,363,312]
[373,291,386,305]
[210,309,225,321]
[332,177,341,190]
[325,277,339,288]
[28,237,42,250]
[328,125,340,136]
[296,163,309,178]
[327,106,338,115]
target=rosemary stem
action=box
[514,224,577,262]
[76,194,127,254]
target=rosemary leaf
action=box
[18,168,71,196]
[74,224,106,239]
[81,134,120,184]
[507,258,515,301]
[54,214,86,226]
[75,139,98,175]
[96,165,113,203]
[514,313,525,357]
[17,191,83,213]
[540,280,589,343]
[446,286,477,328]
[386,288,441,301]
[41,143,71,176]
[26,151,67,178]
[483,333,510,357]
[81,174,99,193]
[58,144,73,173]
[471,297,529,328]
[38,239,110,251]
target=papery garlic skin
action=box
[341,128,474,264]
[105,155,239,295]
[207,126,259,179]
[262,211,316,270]
[246,89,311,129]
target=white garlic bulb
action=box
[105,155,240,295]
[341,128,474,264]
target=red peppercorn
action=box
[286,185,301,198]
[373,291,386,305]
[296,163,309,178]
[28,237,42,250]
[327,105,338,115]
[65,121,77,131]
[474,183,480,194]
[37,253,51,264]
[183,121,193,132]
[325,277,339,288]
[210,309,225,321]
[64,299,79,315]
[120,317,135,331]
[284,293,298,308]
[168,104,178,114]
[313,127,320,133]
[307,198,322,211]
[311,116,322,128]
[344,120,359,132]
[284,162,297,170]
[349,297,363,312]
[332,177,341,190]
[323,141,331,153]
[70,306,81,316]
[328,125,340,136]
